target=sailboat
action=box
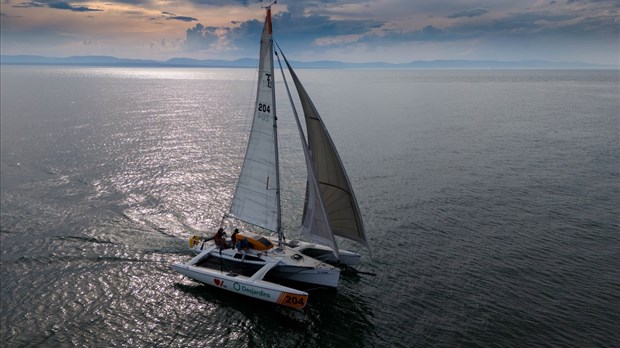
[171,5,368,309]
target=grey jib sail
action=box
[282,57,368,247]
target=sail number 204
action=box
[257,103,271,121]
[258,103,271,113]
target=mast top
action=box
[262,1,276,33]
[261,1,277,9]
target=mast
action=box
[267,6,284,246]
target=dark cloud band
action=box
[13,1,102,12]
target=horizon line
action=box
[1,54,617,69]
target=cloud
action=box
[185,0,251,5]
[184,23,220,51]
[218,9,383,55]
[152,11,198,22]
[150,38,182,50]
[13,1,45,7]
[167,16,197,22]
[13,1,102,12]
[3,0,618,64]
[359,24,462,45]
[451,11,591,37]
[321,0,618,63]
[161,11,198,22]
[447,8,489,18]
[48,1,102,12]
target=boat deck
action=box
[196,255,263,277]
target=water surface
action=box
[1,66,618,347]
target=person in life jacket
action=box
[230,228,240,249]
[214,228,225,248]
[236,237,250,251]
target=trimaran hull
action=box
[193,243,340,288]
[172,5,366,308]
[171,244,337,309]
[171,251,308,309]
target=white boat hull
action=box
[172,241,340,308]
[191,241,341,288]
[171,249,308,309]
[171,264,308,309]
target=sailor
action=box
[214,228,225,248]
[230,228,240,249]
[236,237,250,251]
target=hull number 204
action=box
[277,292,308,309]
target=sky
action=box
[1,0,618,65]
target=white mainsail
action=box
[229,9,280,233]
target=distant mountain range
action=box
[0,55,614,69]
